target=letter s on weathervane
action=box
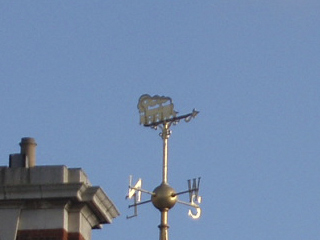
[188,195,202,219]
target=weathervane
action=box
[126,94,202,240]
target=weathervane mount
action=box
[127,94,202,240]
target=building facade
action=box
[0,138,119,240]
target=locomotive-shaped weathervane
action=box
[126,94,202,240]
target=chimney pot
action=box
[20,137,37,167]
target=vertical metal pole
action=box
[162,123,170,184]
[160,123,170,240]
[159,210,169,240]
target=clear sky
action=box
[1,1,320,240]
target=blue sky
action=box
[1,1,320,239]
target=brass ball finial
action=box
[151,183,177,211]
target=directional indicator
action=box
[176,178,202,219]
[127,176,142,200]
[188,178,202,219]
[127,94,202,240]
[138,94,177,126]
[188,178,201,203]
[126,176,153,219]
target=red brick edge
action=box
[16,229,85,240]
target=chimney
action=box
[19,137,37,167]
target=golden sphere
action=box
[151,183,177,211]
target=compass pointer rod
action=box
[128,199,152,208]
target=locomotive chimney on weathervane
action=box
[126,94,202,240]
